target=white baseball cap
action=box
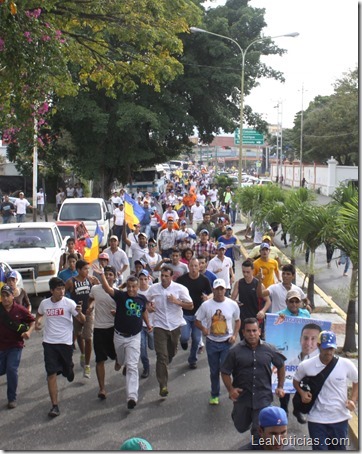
[213,278,226,289]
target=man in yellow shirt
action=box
[253,243,280,288]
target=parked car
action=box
[57,197,113,247]
[55,221,91,256]
[258,178,273,186]
[0,222,67,295]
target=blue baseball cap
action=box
[259,406,288,428]
[318,330,337,349]
[139,270,149,277]
[217,242,226,250]
[6,270,18,279]
[259,242,270,250]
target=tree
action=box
[291,68,358,165]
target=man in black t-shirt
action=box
[176,257,212,369]
[0,195,15,224]
[95,269,152,410]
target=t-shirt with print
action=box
[168,261,189,281]
[195,297,240,342]
[38,296,78,345]
[113,289,146,335]
[253,258,279,288]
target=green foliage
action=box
[214,176,235,202]
[291,68,358,165]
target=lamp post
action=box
[299,83,304,186]
[190,27,299,185]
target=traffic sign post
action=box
[234,128,264,145]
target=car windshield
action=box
[0,228,55,249]
[59,203,102,221]
[57,225,75,239]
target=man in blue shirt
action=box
[277,290,311,318]
[58,254,78,296]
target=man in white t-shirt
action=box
[110,191,121,207]
[293,330,358,450]
[195,278,240,405]
[123,231,149,271]
[88,265,118,399]
[190,200,205,231]
[208,185,218,207]
[103,236,129,285]
[113,202,125,247]
[35,277,85,418]
[36,188,45,219]
[207,243,234,294]
[14,192,33,223]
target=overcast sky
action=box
[202,0,358,128]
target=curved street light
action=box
[190,27,299,183]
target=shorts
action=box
[43,342,73,378]
[73,314,94,340]
[93,327,116,363]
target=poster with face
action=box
[265,314,332,393]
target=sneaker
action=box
[180,342,188,351]
[127,399,137,409]
[197,346,204,354]
[189,363,197,369]
[67,364,75,383]
[80,354,85,368]
[48,405,60,417]
[7,401,17,409]
[141,369,149,379]
[114,361,122,371]
[159,387,169,398]
[83,365,91,379]
[209,396,219,405]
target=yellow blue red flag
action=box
[123,193,145,229]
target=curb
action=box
[237,234,359,446]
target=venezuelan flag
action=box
[124,193,145,229]
[84,223,103,263]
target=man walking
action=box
[35,277,85,417]
[177,258,212,369]
[147,267,193,397]
[0,195,15,224]
[207,243,234,295]
[104,235,129,285]
[221,317,286,439]
[195,278,240,405]
[14,192,33,223]
[0,285,35,409]
[293,330,358,450]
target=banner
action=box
[265,313,332,393]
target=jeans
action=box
[0,348,23,402]
[140,224,151,238]
[230,208,236,225]
[16,214,26,223]
[140,326,154,371]
[205,338,231,397]
[154,327,181,389]
[113,332,141,402]
[180,315,202,365]
[3,215,12,224]
[308,420,349,450]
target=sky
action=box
[202,0,359,128]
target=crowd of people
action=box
[0,168,358,450]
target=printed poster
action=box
[265,314,332,393]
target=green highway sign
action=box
[234,128,264,145]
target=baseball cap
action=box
[119,202,124,205]
[213,278,226,289]
[98,252,109,260]
[110,235,119,241]
[167,216,174,221]
[286,290,301,302]
[138,232,148,238]
[217,242,226,250]
[226,225,233,230]
[119,437,153,451]
[134,223,141,227]
[259,242,270,250]
[262,235,272,242]
[1,285,13,295]
[318,330,337,349]
[6,270,18,280]
[139,269,149,277]
[180,220,187,225]
[218,217,225,222]
[200,229,209,235]
[259,406,288,428]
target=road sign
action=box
[234,128,264,145]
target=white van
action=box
[124,165,166,197]
[57,198,113,247]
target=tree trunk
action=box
[342,265,358,352]
[307,249,315,308]
[290,243,296,284]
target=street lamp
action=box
[190,27,299,184]
[299,83,304,187]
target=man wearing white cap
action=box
[207,243,234,295]
[104,236,129,284]
[14,192,33,223]
[190,199,205,231]
[195,278,240,405]
[293,330,358,450]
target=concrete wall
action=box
[271,157,358,195]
